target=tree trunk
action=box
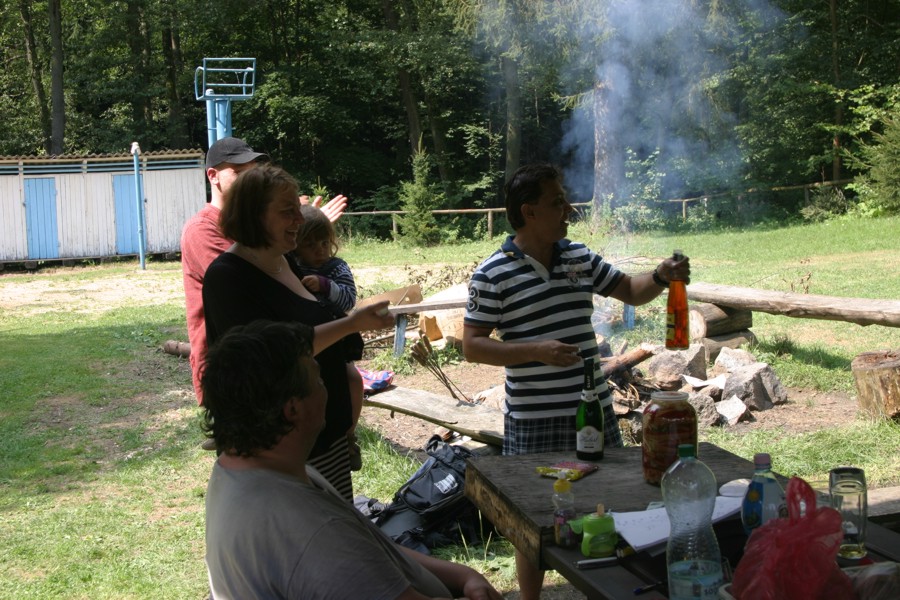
[424,95,453,188]
[382,0,423,159]
[502,54,521,182]
[48,0,64,154]
[161,17,188,147]
[852,351,900,419]
[829,0,843,182]
[686,282,900,328]
[18,0,52,154]
[126,1,152,137]
[689,303,753,340]
[592,78,615,213]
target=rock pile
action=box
[610,345,788,443]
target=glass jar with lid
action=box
[642,391,697,485]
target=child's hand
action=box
[301,275,321,292]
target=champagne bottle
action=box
[576,358,604,460]
[665,249,689,350]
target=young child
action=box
[293,204,365,470]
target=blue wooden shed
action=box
[0,150,205,265]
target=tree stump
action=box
[852,350,900,419]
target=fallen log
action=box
[689,303,753,339]
[687,282,900,328]
[699,330,758,362]
[163,339,191,358]
[852,350,900,419]
[599,343,655,376]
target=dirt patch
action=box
[358,354,858,455]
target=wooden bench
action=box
[363,385,503,447]
[686,282,900,328]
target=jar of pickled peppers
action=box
[641,391,697,485]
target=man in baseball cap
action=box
[204,136,270,169]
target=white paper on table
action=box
[611,496,743,552]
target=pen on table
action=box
[575,556,617,569]
[633,581,664,595]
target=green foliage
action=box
[396,150,442,246]
[847,116,900,216]
[800,185,853,222]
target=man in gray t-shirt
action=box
[201,319,502,600]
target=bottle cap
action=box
[677,444,695,458]
[753,453,772,468]
[554,471,572,493]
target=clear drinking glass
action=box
[829,467,867,559]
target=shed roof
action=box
[0,148,204,164]
[0,149,205,175]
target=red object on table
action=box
[731,477,856,600]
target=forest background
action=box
[3,0,900,240]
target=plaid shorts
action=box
[503,404,623,456]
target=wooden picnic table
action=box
[465,442,900,599]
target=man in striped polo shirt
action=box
[463,163,690,600]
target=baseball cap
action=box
[205,137,270,169]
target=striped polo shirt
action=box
[464,236,624,419]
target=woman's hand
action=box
[350,301,395,332]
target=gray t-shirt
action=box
[205,463,451,599]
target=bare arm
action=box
[394,546,503,600]
[462,324,581,368]
[607,254,691,306]
[312,301,393,356]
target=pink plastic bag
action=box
[731,477,856,600]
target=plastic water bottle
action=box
[552,471,578,548]
[662,444,723,599]
[740,453,785,535]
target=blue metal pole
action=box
[205,96,217,147]
[130,142,147,270]
[215,99,232,141]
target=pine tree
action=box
[397,148,442,246]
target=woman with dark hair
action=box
[202,163,392,501]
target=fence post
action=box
[392,215,398,237]
[488,210,493,239]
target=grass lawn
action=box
[0,215,898,598]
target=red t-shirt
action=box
[181,204,231,404]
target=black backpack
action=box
[372,435,494,554]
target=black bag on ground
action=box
[373,435,494,554]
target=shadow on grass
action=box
[0,317,197,496]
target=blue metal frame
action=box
[194,57,257,147]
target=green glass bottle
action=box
[576,358,604,460]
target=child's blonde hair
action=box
[296,204,339,258]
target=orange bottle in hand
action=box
[665,250,689,350]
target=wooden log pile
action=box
[688,302,756,361]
